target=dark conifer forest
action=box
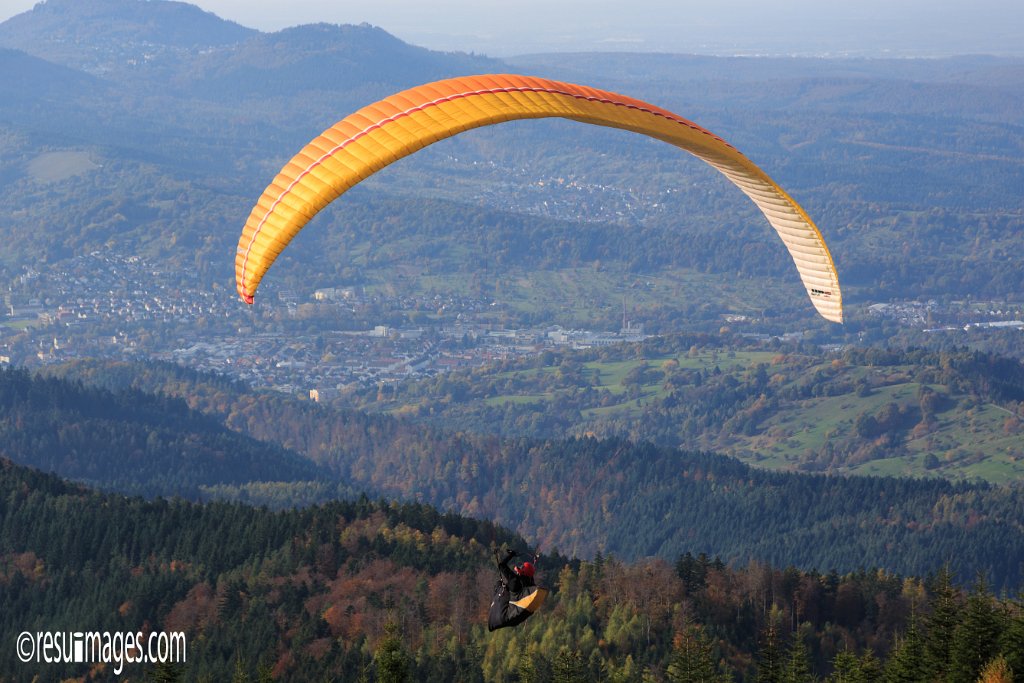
[3,456,1024,681]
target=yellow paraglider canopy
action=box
[236,74,843,322]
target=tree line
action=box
[43,357,1024,591]
[2,456,1023,681]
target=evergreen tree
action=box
[884,617,926,683]
[145,661,184,683]
[231,656,250,683]
[828,648,880,683]
[520,652,553,683]
[1000,603,1024,677]
[609,655,643,683]
[782,634,816,683]
[553,648,587,683]
[948,576,1002,683]
[858,650,882,682]
[588,649,610,682]
[924,565,960,681]
[667,624,722,682]
[375,621,411,683]
[827,650,861,683]
[757,622,784,683]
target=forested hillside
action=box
[37,359,1024,590]
[0,365,331,496]
[2,457,1023,682]
[0,457,519,681]
[341,335,1024,482]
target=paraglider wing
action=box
[236,74,843,322]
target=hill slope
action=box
[2,448,1024,681]
[0,365,332,496]
[340,336,1024,482]
[0,47,108,103]
[0,456,524,681]
[186,23,503,101]
[43,359,1024,590]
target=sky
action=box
[0,0,1022,57]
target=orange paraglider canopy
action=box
[236,74,842,322]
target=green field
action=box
[27,150,98,183]
[2,319,37,331]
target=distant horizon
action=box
[0,0,1022,58]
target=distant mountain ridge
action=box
[0,0,255,52]
[186,22,503,100]
[0,0,500,93]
